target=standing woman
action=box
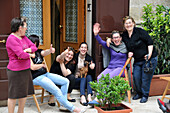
[6,17,37,113]
[122,16,158,103]
[50,47,77,102]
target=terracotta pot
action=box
[94,103,132,113]
[149,74,170,96]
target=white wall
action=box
[130,0,170,24]
[86,0,92,56]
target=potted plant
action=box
[90,73,132,113]
[141,4,170,74]
[141,4,170,96]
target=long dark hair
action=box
[79,42,88,50]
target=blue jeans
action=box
[75,75,93,96]
[133,56,158,97]
[33,72,75,112]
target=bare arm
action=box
[41,44,55,57]
[56,47,69,62]
[144,45,153,60]
[30,58,46,70]
[60,62,72,76]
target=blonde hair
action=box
[123,16,136,26]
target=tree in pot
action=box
[90,73,132,112]
[141,4,170,74]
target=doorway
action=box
[51,0,85,62]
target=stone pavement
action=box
[0,89,167,113]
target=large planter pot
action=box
[94,103,132,113]
[149,74,170,96]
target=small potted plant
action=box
[90,73,132,113]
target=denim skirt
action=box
[7,68,34,99]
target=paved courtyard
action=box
[0,89,167,113]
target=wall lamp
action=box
[87,4,91,12]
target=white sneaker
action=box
[80,109,86,113]
[72,108,86,113]
[59,106,70,112]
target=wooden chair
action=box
[160,77,170,101]
[118,57,132,103]
[28,59,60,113]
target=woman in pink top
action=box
[6,17,37,113]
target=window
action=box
[20,0,43,44]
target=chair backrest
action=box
[29,58,60,112]
[43,58,49,72]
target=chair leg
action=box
[125,69,131,103]
[56,99,60,107]
[33,94,41,113]
[41,88,44,103]
[127,90,131,103]
[161,82,170,101]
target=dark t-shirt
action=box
[50,59,76,77]
[31,49,47,79]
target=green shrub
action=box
[141,4,170,74]
[90,74,131,110]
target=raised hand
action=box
[50,44,55,53]
[93,23,101,36]
[89,61,95,69]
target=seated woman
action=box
[50,46,76,102]
[29,35,81,113]
[88,23,128,105]
[74,42,95,106]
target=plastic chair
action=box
[28,58,60,113]
[118,57,132,103]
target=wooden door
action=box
[59,0,85,52]
[0,0,20,100]
[92,0,129,79]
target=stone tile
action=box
[0,90,167,113]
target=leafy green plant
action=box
[90,74,131,110]
[141,4,170,74]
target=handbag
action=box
[144,55,153,74]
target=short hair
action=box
[123,16,136,26]
[111,30,120,38]
[28,34,40,47]
[79,42,88,50]
[11,17,26,33]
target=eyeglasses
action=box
[112,36,121,39]
[22,26,27,28]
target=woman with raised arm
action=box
[88,23,128,105]
[29,35,82,113]
[50,47,77,102]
